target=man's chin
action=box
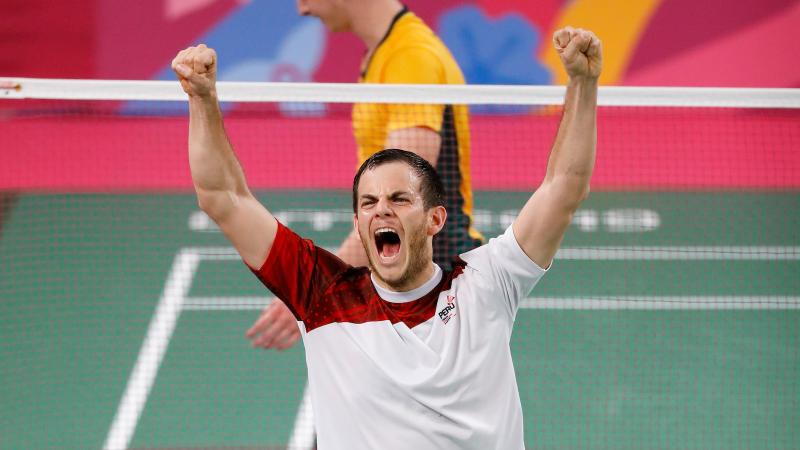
[371,266,411,291]
[327,20,350,33]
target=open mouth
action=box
[374,227,401,261]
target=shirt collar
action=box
[371,264,442,303]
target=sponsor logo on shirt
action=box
[438,295,457,324]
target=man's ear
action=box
[427,206,447,236]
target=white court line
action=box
[286,386,316,450]
[519,296,800,310]
[102,248,239,450]
[183,296,269,310]
[172,245,800,262]
[102,249,199,450]
[557,246,799,260]
[183,295,800,311]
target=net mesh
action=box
[1,81,799,450]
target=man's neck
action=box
[371,263,441,302]
[350,0,405,51]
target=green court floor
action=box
[1,191,798,449]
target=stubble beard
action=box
[362,223,431,292]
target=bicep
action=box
[512,179,584,269]
[208,191,278,269]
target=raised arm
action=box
[512,27,602,269]
[172,45,277,269]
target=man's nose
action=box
[375,197,395,216]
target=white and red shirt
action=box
[252,223,547,450]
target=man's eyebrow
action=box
[360,190,411,199]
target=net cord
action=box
[1,77,799,108]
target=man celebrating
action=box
[172,25,601,449]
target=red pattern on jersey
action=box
[251,222,465,333]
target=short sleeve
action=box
[250,222,350,321]
[459,226,548,317]
[381,47,446,133]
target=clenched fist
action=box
[172,44,218,98]
[553,27,602,80]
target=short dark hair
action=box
[352,148,445,212]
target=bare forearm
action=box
[175,44,277,270]
[545,78,598,205]
[188,94,250,214]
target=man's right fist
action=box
[172,44,217,98]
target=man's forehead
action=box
[357,162,420,194]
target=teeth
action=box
[374,227,396,235]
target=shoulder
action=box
[460,227,548,277]
[254,222,353,289]
[391,12,439,47]
[367,11,464,84]
[381,13,449,67]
